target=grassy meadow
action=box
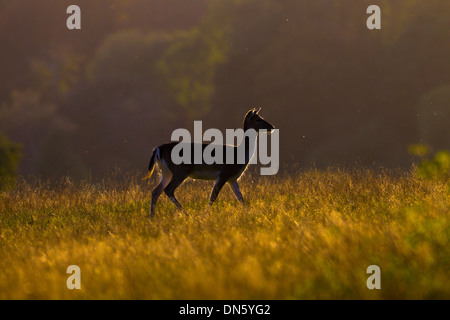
[0,169,449,299]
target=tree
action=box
[0,134,21,189]
[157,8,230,124]
[0,89,74,176]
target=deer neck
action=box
[240,128,258,165]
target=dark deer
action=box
[144,108,275,218]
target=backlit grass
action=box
[0,169,449,299]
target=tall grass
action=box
[0,169,449,299]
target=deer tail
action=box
[143,147,159,180]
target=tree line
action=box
[0,0,449,183]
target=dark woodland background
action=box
[0,0,449,180]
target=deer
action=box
[143,108,275,218]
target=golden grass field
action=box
[0,169,449,299]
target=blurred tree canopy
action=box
[0,0,449,179]
[157,26,228,122]
[0,134,21,189]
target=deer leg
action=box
[164,173,189,215]
[209,177,227,206]
[150,172,172,218]
[229,180,245,207]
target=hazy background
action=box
[0,0,449,180]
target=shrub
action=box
[0,134,21,189]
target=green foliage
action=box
[408,143,429,157]
[409,143,450,181]
[0,89,74,176]
[157,21,229,120]
[1,1,450,177]
[0,134,21,189]
[417,150,450,181]
[30,49,84,97]
[87,30,172,88]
